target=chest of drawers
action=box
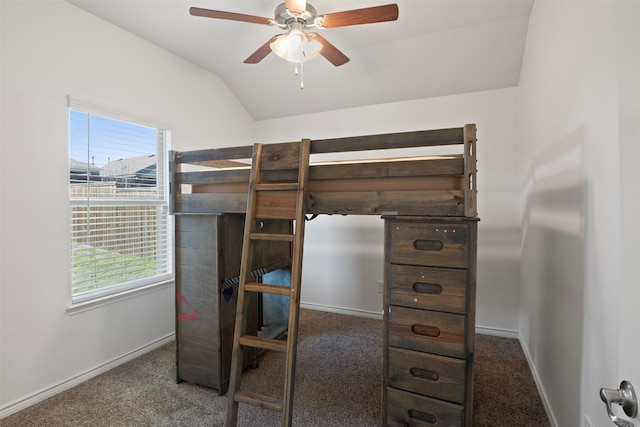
[383,216,478,427]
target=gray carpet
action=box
[1,309,549,426]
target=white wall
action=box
[616,2,640,427]
[518,1,638,426]
[0,0,253,415]
[0,0,530,419]
[254,87,521,333]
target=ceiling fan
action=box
[189,1,399,68]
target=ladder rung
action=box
[245,282,292,296]
[254,182,298,191]
[250,232,294,242]
[239,335,288,352]
[234,390,283,412]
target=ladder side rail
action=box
[226,139,311,427]
[281,138,311,426]
[226,143,263,427]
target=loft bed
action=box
[169,124,478,424]
[170,124,477,218]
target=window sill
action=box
[65,279,174,316]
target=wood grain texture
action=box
[389,264,468,314]
[386,387,463,427]
[388,305,467,359]
[388,347,466,404]
[463,124,478,217]
[320,4,399,28]
[170,126,477,218]
[244,37,277,64]
[175,215,224,391]
[170,126,480,425]
[189,7,272,25]
[255,191,298,219]
[260,142,301,171]
[180,156,463,186]
[312,33,349,66]
[307,190,465,216]
[384,217,477,427]
[176,189,466,216]
[171,127,468,167]
[390,221,470,268]
[175,214,272,394]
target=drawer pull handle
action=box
[411,324,441,338]
[413,282,443,295]
[410,367,440,382]
[407,409,437,425]
[413,239,444,251]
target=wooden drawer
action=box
[388,306,468,358]
[390,221,469,268]
[389,264,468,314]
[387,387,463,427]
[388,347,466,404]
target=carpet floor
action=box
[1,309,550,426]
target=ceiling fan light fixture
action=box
[190,2,400,86]
[270,23,322,63]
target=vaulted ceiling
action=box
[65,0,534,120]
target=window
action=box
[68,98,172,303]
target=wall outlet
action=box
[378,280,384,294]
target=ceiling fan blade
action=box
[319,4,399,28]
[189,7,272,26]
[311,34,349,67]
[244,36,278,64]
[285,0,307,14]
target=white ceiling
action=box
[65,0,533,121]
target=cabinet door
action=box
[175,214,223,390]
[176,215,290,394]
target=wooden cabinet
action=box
[174,214,291,394]
[384,216,478,427]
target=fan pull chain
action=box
[293,61,304,89]
[300,61,304,89]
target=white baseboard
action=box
[476,326,556,427]
[300,302,383,319]
[475,325,519,339]
[0,334,175,420]
[301,304,523,341]
[518,336,559,427]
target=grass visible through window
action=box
[71,244,158,294]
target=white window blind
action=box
[68,98,172,302]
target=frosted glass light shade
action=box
[270,28,322,63]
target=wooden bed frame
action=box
[170,124,477,218]
[170,123,478,426]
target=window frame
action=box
[67,97,173,311]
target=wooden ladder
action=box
[226,139,311,427]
